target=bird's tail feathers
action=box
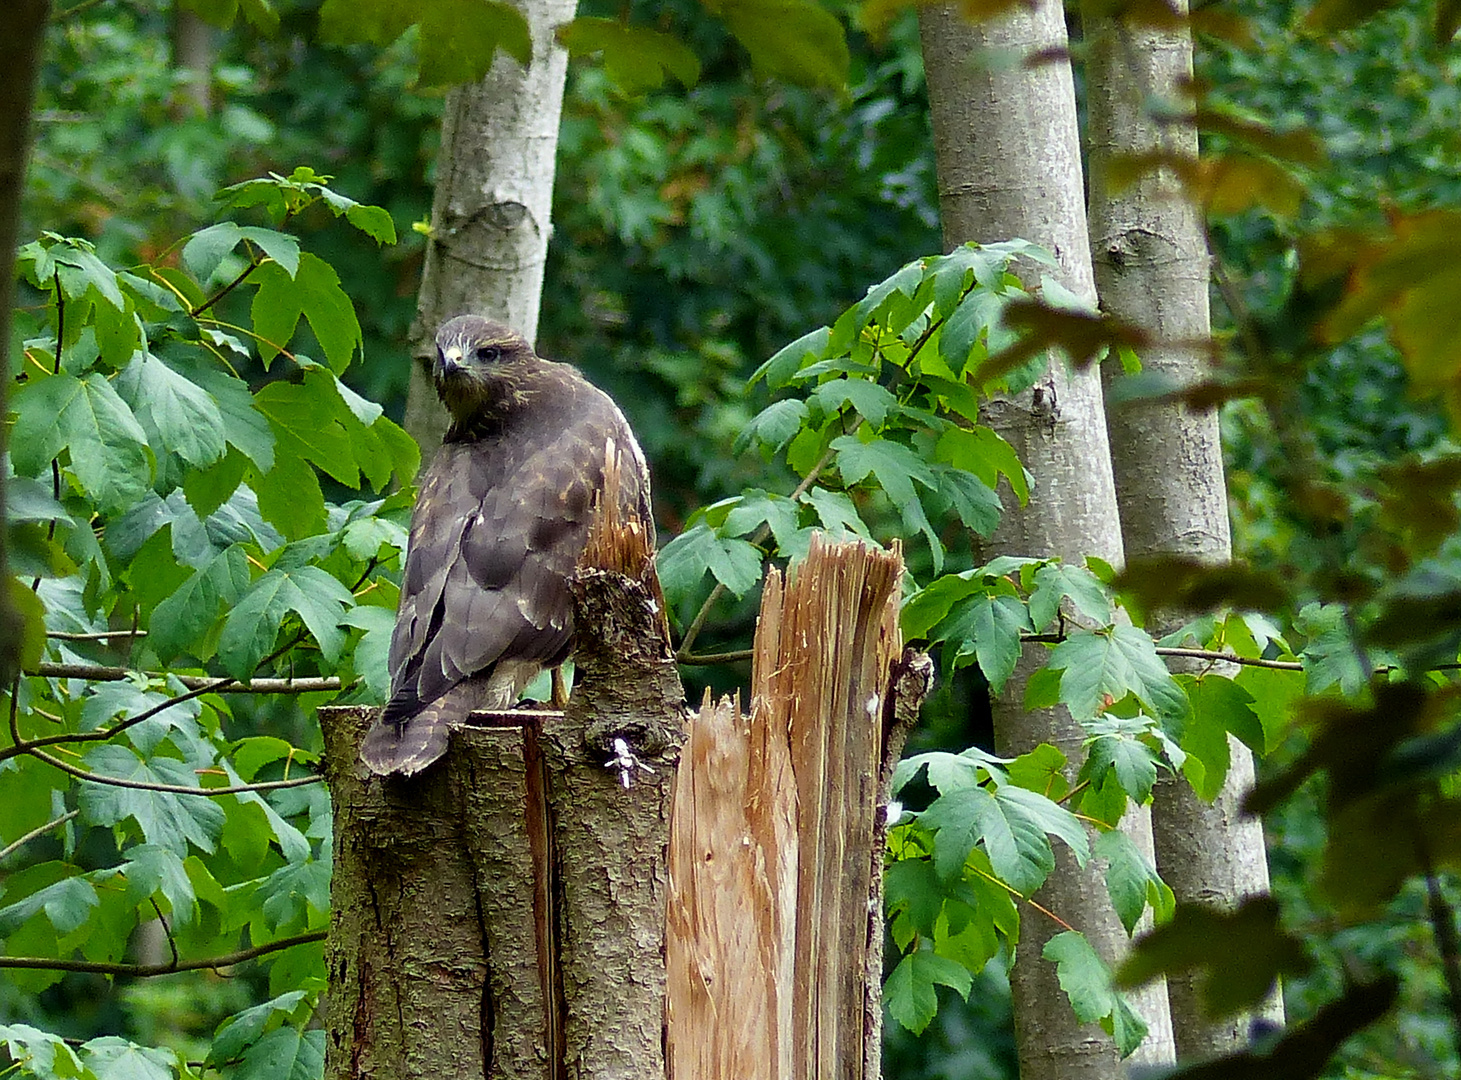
[359,669,539,776]
[360,706,450,777]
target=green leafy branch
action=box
[663,242,1050,654]
[0,170,404,1080]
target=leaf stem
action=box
[968,862,1075,932]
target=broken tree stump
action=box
[666,535,928,1080]
[323,520,926,1079]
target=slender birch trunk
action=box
[1083,4,1284,1057]
[918,4,1176,1075]
[404,0,577,450]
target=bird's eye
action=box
[477,345,502,363]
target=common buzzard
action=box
[360,315,652,776]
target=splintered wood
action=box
[666,535,904,1080]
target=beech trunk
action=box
[1082,3,1284,1056]
[919,2,1176,1074]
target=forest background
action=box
[2,0,1460,1077]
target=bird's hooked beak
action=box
[434,343,466,381]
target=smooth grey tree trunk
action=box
[171,9,214,117]
[1083,4,1284,1057]
[918,4,1176,1075]
[404,0,577,450]
[0,0,50,684]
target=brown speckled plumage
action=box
[360,316,651,776]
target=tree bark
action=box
[321,499,682,1080]
[0,0,50,685]
[1083,3,1283,1057]
[919,3,1176,1074]
[405,0,577,451]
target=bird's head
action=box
[432,315,537,423]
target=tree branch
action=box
[190,244,264,318]
[0,809,79,862]
[18,740,322,796]
[675,649,755,666]
[27,662,343,692]
[3,667,336,766]
[0,929,328,976]
[1151,646,1302,671]
[46,630,146,641]
[672,301,978,663]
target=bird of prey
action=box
[360,315,652,776]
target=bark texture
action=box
[919,2,1175,1073]
[0,0,49,684]
[665,537,909,1080]
[1083,4,1283,1056]
[550,471,683,1079]
[405,0,577,451]
[322,500,682,1080]
[322,710,554,1079]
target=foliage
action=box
[3,171,410,1077]
[10,0,1461,1076]
[543,2,941,536]
[656,244,1296,1052]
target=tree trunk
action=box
[171,8,214,118]
[0,0,50,684]
[405,0,577,451]
[1082,4,1284,1057]
[321,503,683,1080]
[919,3,1176,1075]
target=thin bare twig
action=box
[3,670,333,767]
[675,649,755,666]
[1152,646,1303,671]
[0,810,80,862]
[21,741,322,796]
[28,662,343,693]
[148,899,179,969]
[52,0,108,20]
[46,630,147,641]
[1415,819,1461,1064]
[190,244,263,319]
[0,929,328,977]
[1019,634,1303,670]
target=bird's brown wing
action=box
[372,370,649,767]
